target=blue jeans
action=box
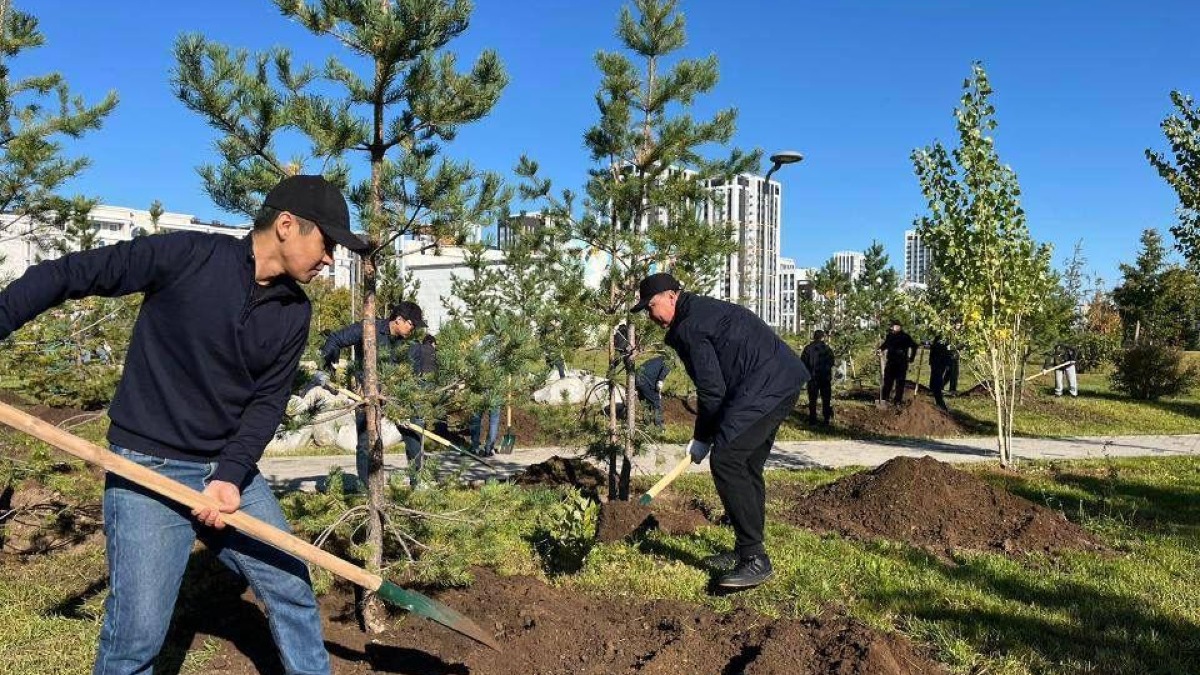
[94,446,329,675]
[469,406,501,454]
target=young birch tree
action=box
[911,63,1054,467]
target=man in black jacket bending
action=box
[878,319,919,405]
[633,273,809,589]
[0,175,365,673]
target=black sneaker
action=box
[703,551,739,571]
[716,554,774,589]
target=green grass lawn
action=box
[6,455,1200,673]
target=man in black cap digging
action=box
[633,272,809,589]
[0,174,365,673]
[320,300,430,486]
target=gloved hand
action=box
[311,370,330,388]
[689,439,711,464]
[657,380,664,392]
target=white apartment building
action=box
[778,257,798,334]
[701,173,783,329]
[0,204,359,288]
[832,250,865,283]
[904,229,932,288]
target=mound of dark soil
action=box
[510,455,607,491]
[595,495,710,543]
[203,567,947,674]
[779,456,1105,558]
[0,482,102,555]
[836,397,970,438]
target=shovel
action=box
[499,393,516,455]
[912,347,924,396]
[638,440,695,506]
[320,383,496,469]
[0,400,501,651]
[1023,361,1075,382]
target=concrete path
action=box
[259,434,1200,492]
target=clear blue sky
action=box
[15,0,1200,287]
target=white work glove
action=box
[657,380,664,392]
[689,439,711,464]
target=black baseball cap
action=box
[263,175,368,254]
[390,301,427,328]
[631,272,682,312]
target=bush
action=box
[1073,330,1121,373]
[1110,344,1200,400]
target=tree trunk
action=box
[359,33,388,633]
[620,323,636,500]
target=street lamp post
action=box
[758,150,803,329]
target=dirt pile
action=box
[595,495,710,543]
[836,397,969,438]
[779,456,1105,557]
[205,568,946,674]
[511,455,607,492]
[0,482,102,555]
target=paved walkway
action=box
[259,434,1200,492]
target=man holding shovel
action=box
[633,273,808,589]
[320,300,430,486]
[0,175,365,674]
[878,319,919,406]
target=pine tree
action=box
[0,1,116,267]
[518,0,757,499]
[172,0,507,631]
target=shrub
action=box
[1072,330,1122,373]
[1110,343,1200,400]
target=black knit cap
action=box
[263,175,368,253]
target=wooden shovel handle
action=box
[0,401,384,593]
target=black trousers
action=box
[947,358,959,393]
[929,363,948,410]
[710,391,800,559]
[881,360,909,404]
[807,376,832,422]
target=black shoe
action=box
[703,551,739,571]
[716,554,774,588]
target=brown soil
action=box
[0,482,102,555]
[510,456,607,491]
[0,389,96,426]
[200,567,947,674]
[595,494,711,543]
[835,397,970,438]
[779,456,1106,558]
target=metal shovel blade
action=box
[376,579,501,651]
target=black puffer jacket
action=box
[664,293,808,449]
[800,341,836,379]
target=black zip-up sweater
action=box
[665,292,808,449]
[0,232,310,487]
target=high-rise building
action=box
[778,257,797,334]
[832,250,865,282]
[700,173,783,329]
[904,229,932,287]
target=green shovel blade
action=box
[376,579,501,651]
[637,493,653,506]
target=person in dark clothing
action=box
[878,320,919,405]
[635,355,672,428]
[0,175,365,673]
[633,273,809,589]
[927,336,952,411]
[321,301,430,486]
[947,344,960,394]
[800,330,835,425]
